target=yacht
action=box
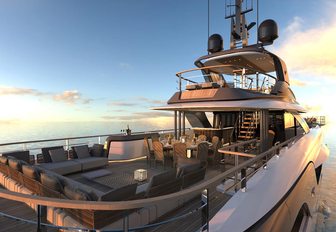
[0,0,329,231]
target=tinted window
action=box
[284,112,295,139]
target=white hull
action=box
[210,127,329,231]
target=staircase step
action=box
[238,135,254,139]
[240,131,254,134]
[241,126,257,129]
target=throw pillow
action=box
[49,148,67,162]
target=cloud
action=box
[0,86,45,96]
[275,16,336,79]
[137,97,166,105]
[290,79,307,87]
[53,90,81,104]
[102,111,173,121]
[109,97,166,108]
[119,62,133,70]
[109,100,137,107]
[53,90,93,105]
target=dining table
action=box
[162,140,213,159]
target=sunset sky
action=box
[0,0,335,127]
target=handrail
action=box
[176,64,277,80]
[0,128,188,147]
[0,135,301,211]
[222,138,258,150]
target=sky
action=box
[0,0,335,128]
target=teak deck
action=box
[0,196,58,232]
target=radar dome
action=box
[208,34,223,53]
[258,19,278,45]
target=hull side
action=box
[210,127,328,231]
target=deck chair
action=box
[173,142,187,168]
[196,142,209,167]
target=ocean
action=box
[0,121,335,231]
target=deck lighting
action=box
[134,169,148,181]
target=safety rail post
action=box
[37,204,47,232]
[201,189,209,231]
[22,143,27,151]
[241,168,247,192]
[65,139,70,159]
[123,213,129,232]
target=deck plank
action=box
[0,197,58,232]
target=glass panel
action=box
[284,112,295,139]
[293,114,310,134]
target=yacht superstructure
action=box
[0,1,329,231]
[153,0,329,230]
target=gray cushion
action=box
[178,163,201,177]
[73,157,108,171]
[74,145,91,159]
[0,156,8,164]
[40,172,63,193]
[64,185,92,201]
[41,146,63,163]
[22,165,40,180]
[8,158,27,172]
[1,151,30,163]
[147,171,176,190]
[90,144,104,157]
[39,160,82,175]
[99,184,137,201]
[49,148,67,162]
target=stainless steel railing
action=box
[0,134,303,231]
[0,128,188,156]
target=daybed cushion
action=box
[41,146,64,163]
[74,145,91,159]
[40,172,64,193]
[22,164,40,180]
[52,172,103,199]
[90,144,105,157]
[73,157,108,171]
[99,183,137,201]
[49,148,67,162]
[39,160,82,175]
[64,185,95,201]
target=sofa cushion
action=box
[39,160,82,175]
[74,145,91,159]
[8,158,27,172]
[90,144,104,157]
[1,151,30,163]
[41,146,63,163]
[64,185,92,201]
[22,164,40,180]
[99,184,137,201]
[49,148,67,162]
[147,171,176,189]
[0,156,8,164]
[73,157,108,171]
[40,172,64,193]
[176,158,201,177]
[180,163,201,177]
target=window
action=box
[284,112,295,139]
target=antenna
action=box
[208,0,210,39]
[225,0,255,49]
